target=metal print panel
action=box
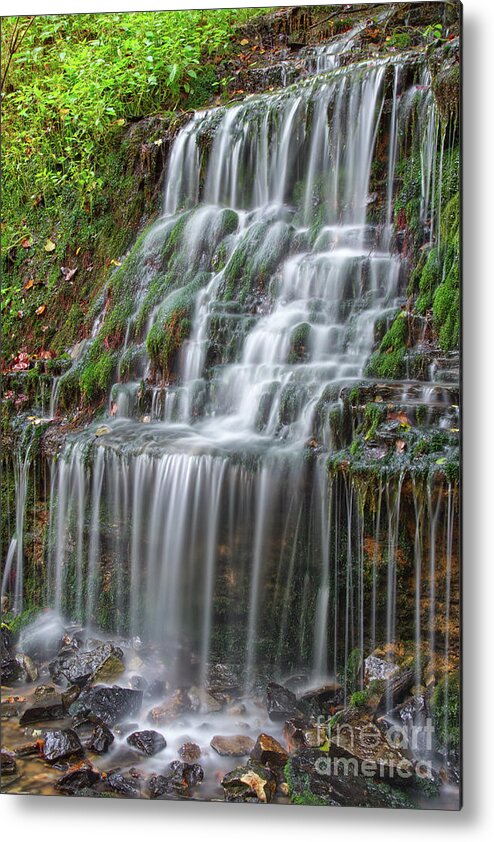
[1,2,461,809]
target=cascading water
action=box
[7,44,458,708]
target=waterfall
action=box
[5,45,458,697]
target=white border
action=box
[2,0,493,837]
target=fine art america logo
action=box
[312,716,436,780]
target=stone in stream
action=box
[17,653,38,682]
[148,688,190,724]
[127,729,167,756]
[147,762,204,799]
[34,683,58,697]
[49,642,125,687]
[1,657,25,686]
[221,761,277,803]
[299,682,343,710]
[41,729,84,763]
[178,741,201,763]
[0,625,12,659]
[0,749,17,776]
[265,682,301,721]
[69,686,143,726]
[210,734,256,757]
[250,733,288,768]
[84,722,115,755]
[187,685,223,713]
[54,764,101,795]
[103,772,141,798]
[19,693,66,725]
[329,709,415,781]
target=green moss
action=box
[431,670,460,750]
[416,248,440,314]
[433,192,460,351]
[79,343,118,403]
[350,689,369,707]
[288,323,311,363]
[284,759,327,807]
[366,312,408,379]
[361,402,386,441]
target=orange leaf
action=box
[21,237,32,249]
[24,279,35,291]
[36,304,46,316]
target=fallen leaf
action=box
[35,304,46,315]
[76,246,81,255]
[24,279,35,291]
[95,425,111,437]
[21,237,32,249]
[239,38,249,46]
[44,239,56,252]
[396,439,406,454]
[61,266,77,281]
[110,259,122,267]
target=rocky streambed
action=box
[1,613,459,808]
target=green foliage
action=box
[431,669,460,750]
[2,606,40,637]
[350,689,369,708]
[284,759,327,807]
[340,646,363,695]
[433,192,460,350]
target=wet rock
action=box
[226,702,246,716]
[147,774,172,799]
[54,764,101,794]
[0,749,17,776]
[299,682,343,710]
[221,761,277,803]
[62,684,81,708]
[286,747,369,807]
[70,686,143,726]
[375,668,415,715]
[0,626,13,659]
[210,734,256,757]
[187,685,223,713]
[266,682,300,721]
[1,700,21,719]
[144,678,167,700]
[147,762,204,799]
[127,729,167,756]
[283,718,326,751]
[148,689,190,724]
[129,675,148,691]
[17,653,38,682]
[19,693,65,725]
[250,733,288,768]
[178,742,201,763]
[14,742,41,757]
[42,729,84,763]
[329,709,414,781]
[85,722,115,755]
[34,683,58,697]
[103,772,140,798]
[19,612,65,662]
[168,760,204,789]
[364,655,400,684]
[1,657,25,685]
[50,642,125,687]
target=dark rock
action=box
[147,774,171,799]
[210,734,255,757]
[178,742,201,763]
[283,718,326,751]
[375,668,415,715]
[299,682,343,710]
[85,723,115,755]
[205,663,241,694]
[127,730,166,756]
[250,733,288,768]
[70,686,143,726]
[19,694,65,725]
[0,749,17,775]
[168,760,204,789]
[286,747,370,807]
[19,612,65,662]
[103,772,140,798]
[1,657,25,685]
[42,729,84,763]
[266,682,300,721]
[50,642,125,687]
[1,700,21,719]
[14,742,41,757]
[62,684,81,708]
[221,761,277,803]
[0,626,13,659]
[54,765,101,794]
[129,675,148,691]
